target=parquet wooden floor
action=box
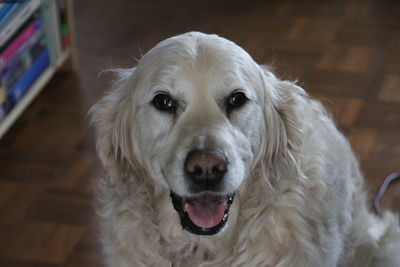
[0,0,399,266]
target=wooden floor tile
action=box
[0,221,84,264]
[379,74,400,103]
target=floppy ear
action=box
[259,66,305,181]
[90,68,141,184]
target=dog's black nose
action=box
[185,150,228,191]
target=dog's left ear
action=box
[259,66,305,178]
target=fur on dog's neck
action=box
[97,154,325,266]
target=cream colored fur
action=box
[90,32,400,266]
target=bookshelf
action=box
[0,0,75,139]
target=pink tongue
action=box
[185,196,227,228]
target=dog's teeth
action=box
[184,203,189,212]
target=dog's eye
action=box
[152,94,176,112]
[227,92,248,111]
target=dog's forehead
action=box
[150,32,248,61]
[137,32,259,97]
[145,33,255,72]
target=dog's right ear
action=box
[89,68,138,184]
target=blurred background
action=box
[0,0,399,266]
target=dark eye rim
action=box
[226,91,249,112]
[152,93,177,112]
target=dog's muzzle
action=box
[170,149,235,235]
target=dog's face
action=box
[131,33,266,235]
[92,32,295,236]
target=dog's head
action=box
[91,32,302,236]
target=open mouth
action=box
[170,191,235,235]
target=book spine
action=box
[56,0,69,49]
[0,0,41,47]
[41,0,62,62]
[0,3,22,30]
[7,48,50,106]
[0,19,39,67]
[2,32,45,91]
[0,3,14,21]
[1,19,44,90]
[0,82,5,104]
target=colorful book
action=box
[57,0,69,48]
[0,17,44,90]
[1,31,46,91]
[0,18,39,67]
[7,48,50,106]
[0,2,22,29]
[0,3,14,21]
[0,105,5,122]
[0,83,5,103]
[0,0,41,47]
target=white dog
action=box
[90,32,400,266]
